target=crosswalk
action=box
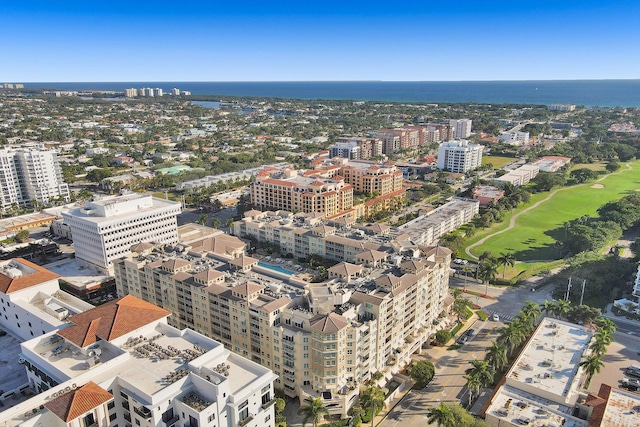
[485,310,515,323]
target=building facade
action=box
[62,193,181,273]
[114,221,453,416]
[250,167,354,217]
[0,145,70,211]
[0,295,277,427]
[0,258,93,341]
[449,119,472,138]
[329,141,361,160]
[437,140,483,173]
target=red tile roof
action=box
[57,295,170,348]
[0,258,61,294]
[45,381,113,422]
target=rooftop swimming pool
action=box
[257,261,295,276]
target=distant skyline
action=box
[3,1,639,82]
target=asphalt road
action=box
[380,319,500,427]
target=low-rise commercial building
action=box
[494,164,539,187]
[396,198,480,245]
[483,318,598,427]
[472,185,505,206]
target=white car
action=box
[492,313,500,321]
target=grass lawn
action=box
[572,162,608,172]
[483,155,516,168]
[468,161,640,262]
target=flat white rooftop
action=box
[507,318,592,402]
[487,384,587,427]
[44,258,111,290]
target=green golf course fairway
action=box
[468,161,640,261]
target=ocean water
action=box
[24,80,640,107]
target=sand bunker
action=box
[591,184,605,189]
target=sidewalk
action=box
[371,381,415,426]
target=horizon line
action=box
[16,78,640,84]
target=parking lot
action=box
[588,331,640,395]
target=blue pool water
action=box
[257,261,295,276]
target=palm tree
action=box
[594,317,617,335]
[540,300,556,318]
[210,217,221,228]
[360,385,386,427]
[498,252,516,279]
[426,402,455,427]
[478,261,498,296]
[589,334,610,357]
[468,360,495,388]
[521,301,542,328]
[453,298,471,323]
[497,319,526,356]
[297,396,329,427]
[485,341,508,371]
[462,265,473,291]
[197,213,208,225]
[464,373,482,405]
[579,355,604,388]
[555,299,571,319]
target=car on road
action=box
[492,313,500,321]
[457,335,468,344]
[515,418,531,425]
[464,329,475,336]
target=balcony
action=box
[163,414,179,425]
[133,406,152,419]
[238,415,254,426]
[262,399,276,410]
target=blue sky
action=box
[2,0,639,82]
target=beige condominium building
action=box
[305,160,406,218]
[113,222,452,417]
[250,166,353,218]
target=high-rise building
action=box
[155,87,163,96]
[124,88,138,97]
[62,193,181,273]
[375,127,421,154]
[1,294,277,427]
[437,140,483,173]
[250,167,353,217]
[0,145,70,211]
[172,88,181,95]
[449,119,472,138]
[113,222,452,417]
[335,137,383,160]
[329,141,361,160]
